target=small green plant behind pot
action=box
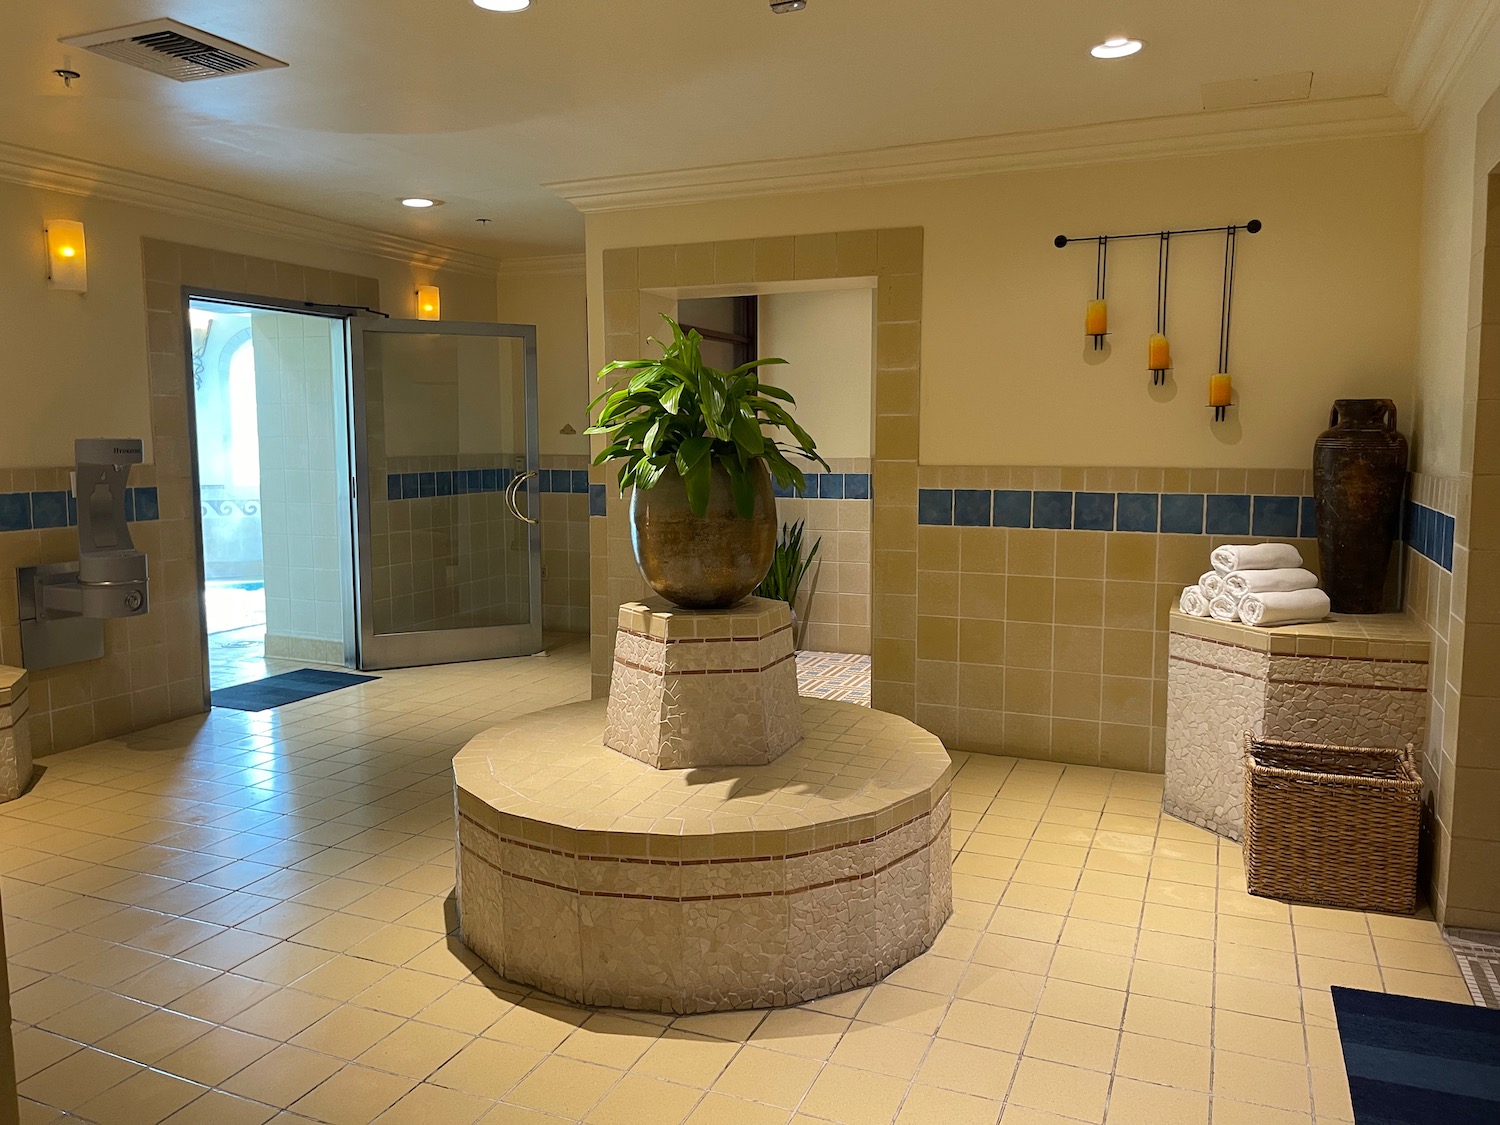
[755,520,821,615]
[587,315,829,608]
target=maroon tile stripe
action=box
[613,650,797,677]
[617,623,793,646]
[460,810,949,902]
[1172,653,1427,693]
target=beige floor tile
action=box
[1209,1099,1313,1125]
[290,1064,417,1125]
[1214,942,1300,986]
[1104,1076,1209,1125]
[798,1061,908,1125]
[161,1088,278,1125]
[1125,960,1212,1005]
[1211,1050,1312,1113]
[505,1055,621,1120]
[896,1083,1005,1125]
[936,998,1032,1052]
[37,990,155,1044]
[749,1008,853,1060]
[971,933,1056,975]
[845,984,945,1035]
[683,1093,792,1125]
[371,1082,493,1125]
[96,1007,215,1066]
[1213,1009,1307,1065]
[154,1025,279,1087]
[1213,974,1303,1022]
[558,1013,664,1069]
[74,1067,213,1125]
[1009,1056,1110,1122]
[485,997,590,1050]
[290,1005,404,1060]
[584,1073,704,1125]
[631,1030,739,1088]
[11,1029,82,1084]
[350,967,455,1017]
[915,1037,1016,1100]
[220,1043,344,1107]
[711,1045,821,1109]
[827,1020,932,1079]
[227,987,341,1039]
[1373,936,1461,975]
[1296,955,1383,992]
[1295,926,1376,963]
[1114,1030,1210,1092]
[168,973,282,1023]
[1122,994,1210,1045]
[19,1048,142,1114]
[1037,979,1126,1028]
[1381,967,1475,1003]
[1022,1014,1119,1072]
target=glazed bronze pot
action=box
[630,461,776,609]
[1313,398,1409,614]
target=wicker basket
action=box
[1242,734,1422,914]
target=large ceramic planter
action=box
[1313,398,1409,614]
[630,461,776,609]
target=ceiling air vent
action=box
[59,19,287,82]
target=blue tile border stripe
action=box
[383,469,591,502]
[915,489,1324,538]
[1406,501,1455,571]
[773,472,872,501]
[0,488,158,533]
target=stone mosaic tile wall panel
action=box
[0,668,32,801]
[604,598,802,769]
[1165,612,1430,842]
[1165,633,1267,839]
[453,695,952,1013]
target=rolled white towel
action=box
[1199,570,1225,598]
[1209,593,1241,621]
[1239,588,1332,628]
[1222,567,1319,600]
[1212,542,1303,575]
[1179,586,1211,617]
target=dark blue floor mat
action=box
[1332,986,1500,1124]
[211,668,378,712]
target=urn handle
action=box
[1328,399,1399,429]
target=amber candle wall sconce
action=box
[1055,219,1261,400]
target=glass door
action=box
[349,318,542,669]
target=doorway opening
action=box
[188,297,355,690]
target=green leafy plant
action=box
[586,315,829,518]
[754,520,822,609]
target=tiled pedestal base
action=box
[604,597,801,769]
[454,696,952,1013]
[1165,611,1429,840]
[0,668,32,802]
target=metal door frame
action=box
[347,318,542,670]
[182,288,361,706]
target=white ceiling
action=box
[2,0,1430,260]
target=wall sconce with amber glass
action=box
[415,284,440,320]
[45,219,87,292]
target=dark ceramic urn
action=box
[1313,399,1409,614]
[629,461,776,609]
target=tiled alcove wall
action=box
[591,230,922,704]
[0,240,381,756]
[771,457,873,655]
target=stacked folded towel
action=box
[1176,542,1329,628]
[1239,588,1332,627]
[1212,542,1303,574]
[1179,586,1211,617]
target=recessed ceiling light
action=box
[474,0,530,10]
[1090,36,1143,59]
[401,197,442,208]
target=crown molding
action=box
[547,96,1417,213]
[0,141,505,276]
[496,253,586,278]
[1390,0,1500,129]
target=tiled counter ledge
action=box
[1165,610,1430,841]
[453,697,952,1014]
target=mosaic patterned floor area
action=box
[1448,929,1500,1008]
[795,650,872,706]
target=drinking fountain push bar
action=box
[19,438,151,670]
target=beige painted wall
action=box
[0,178,498,469]
[759,289,874,461]
[1415,19,1500,477]
[585,136,1421,470]
[496,269,590,457]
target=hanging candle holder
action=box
[1085,236,1109,349]
[1209,225,1240,422]
[1148,232,1172,385]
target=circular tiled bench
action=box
[453,696,952,1013]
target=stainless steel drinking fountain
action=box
[19,438,151,670]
